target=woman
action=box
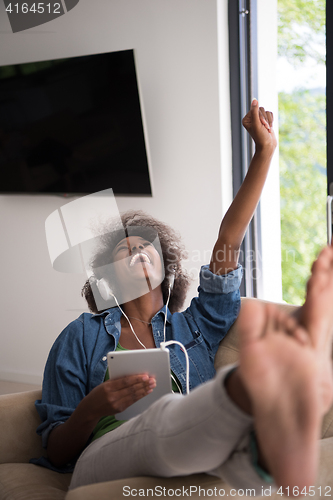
[31,100,278,491]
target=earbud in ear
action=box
[167,267,177,291]
[96,278,113,301]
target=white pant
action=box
[69,365,274,493]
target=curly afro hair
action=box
[81,210,191,314]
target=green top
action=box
[91,344,180,442]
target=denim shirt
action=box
[30,264,242,472]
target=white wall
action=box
[0,0,232,384]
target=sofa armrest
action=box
[0,389,45,464]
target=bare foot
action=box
[238,300,323,492]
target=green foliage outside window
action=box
[278,0,326,305]
[278,0,325,65]
[279,90,326,304]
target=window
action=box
[278,0,326,305]
[228,0,327,304]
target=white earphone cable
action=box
[160,340,190,395]
[111,293,147,350]
[161,278,190,395]
[104,276,190,394]
[163,280,172,344]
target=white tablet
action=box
[107,348,172,420]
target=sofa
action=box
[1,298,333,500]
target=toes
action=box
[273,306,294,336]
[307,246,333,294]
[285,315,311,345]
[292,326,311,346]
[283,314,299,337]
[311,246,333,275]
[270,308,310,346]
[265,303,279,334]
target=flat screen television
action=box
[0,49,152,195]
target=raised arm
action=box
[210,99,277,275]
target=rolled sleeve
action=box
[34,402,76,448]
[200,264,243,294]
[182,265,243,358]
[40,421,63,449]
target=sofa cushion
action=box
[0,390,44,464]
[0,463,71,500]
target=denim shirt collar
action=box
[93,304,172,344]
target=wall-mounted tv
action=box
[0,49,152,195]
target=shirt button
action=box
[102,356,107,361]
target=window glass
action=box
[277,0,326,304]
